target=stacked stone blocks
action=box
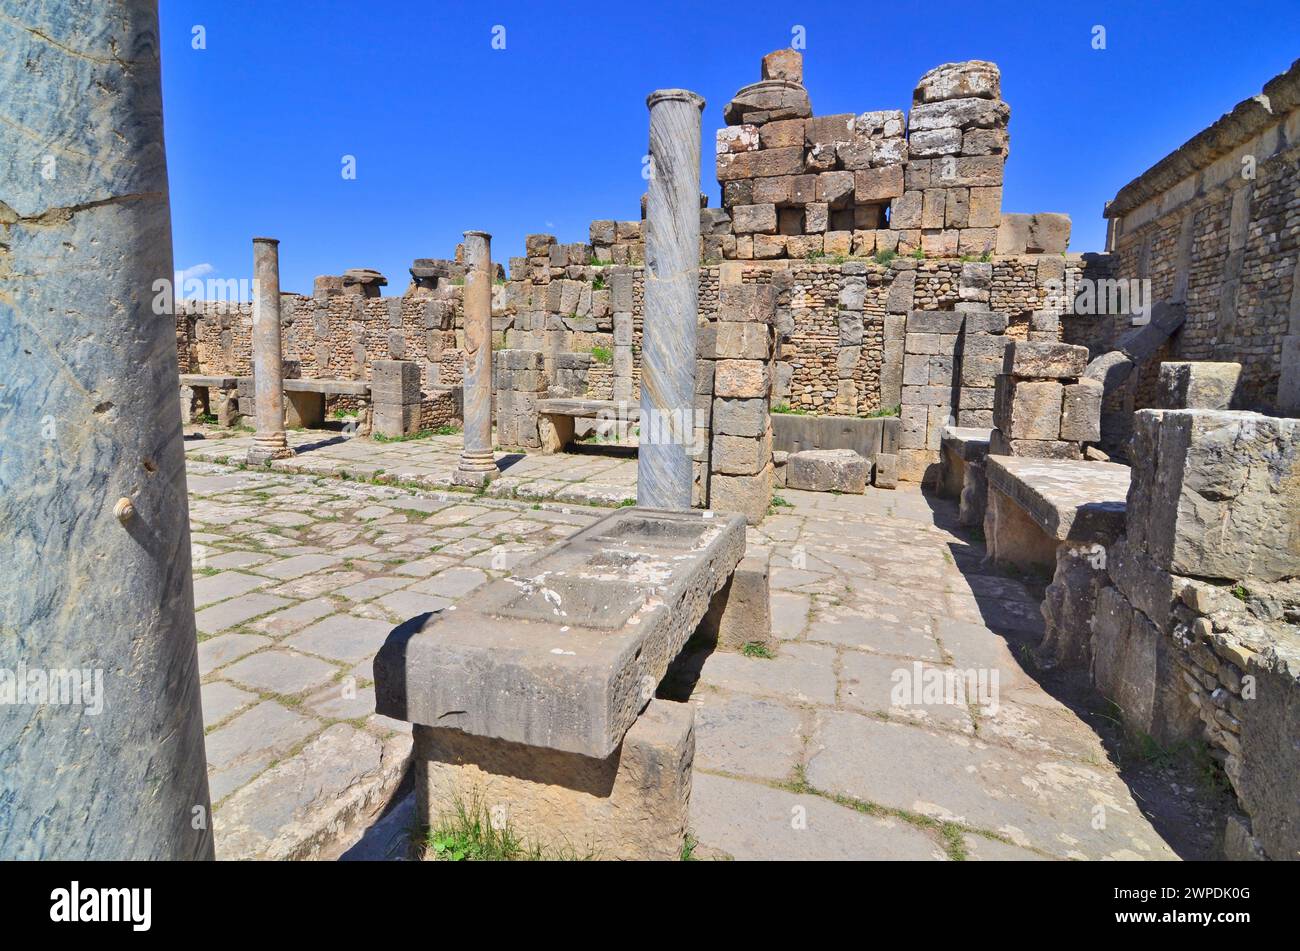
[990,341,1100,458]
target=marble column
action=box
[639,89,705,510]
[247,237,292,465]
[453,230,499,487]
[0,1,213,859]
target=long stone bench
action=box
[374,506,749,858]
[537,397,641,453]
[179,373,240,426]
[984,456,1130,573]
[281,378,371,428]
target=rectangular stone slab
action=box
[986,456,1130,544]
[374,507,745,758]
[180,374,239,388]
[537,397,641,421]
[283,379,372,396]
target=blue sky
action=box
[158,0,1299,295]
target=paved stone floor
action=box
[185,427,1189,860]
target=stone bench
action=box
[536,397,641,453]
[984,456,1130,573]
[939,426,991,526]
[281,378,371,429]
[374,507,749,858]
[179,373,240,426]
[984,456,1132,669]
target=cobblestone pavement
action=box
[184,432,1179,860]
[185,426,639,507]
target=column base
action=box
[246,437,294,467]
[413,699,694,861]
[451,466,498,488]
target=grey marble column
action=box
[453,230,499,487]
[639,89,705,510]
[0,1,213,859]
[247,237,292,465]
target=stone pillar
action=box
[248,237,292,465]
[639,89,705,510]
[453,230,499,487]
[0,1,213,859]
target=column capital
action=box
[646,88,705,111]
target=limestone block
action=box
[1039,543,1107,669]
[909,128,963,157]
[874,452,898,489]
[1089,585,1198,746]
[838,311,864,346]
[815,170,855,205]
[759,118,806,149]
[709,463,773,525]
[962,128,1009,156]
[786,449,869,493]
[716,321,771,360]
[711,430,772,476]
[995,213,1071,254]
[699,553,773,651]
[713,398,768,437]
[732,203,778,234]
[889,190,924,230]
[823,231,852,256]
[1155,361,1241,410]
[804,202,829,233]
[988,432,1081,460]
[886,270,916,315]
[753,234,787,259]
[908,97,1009,132]
[718,284,777,322]
[1127,409,1300,582]
[914,61,1001,103]
[1059,379,1103,443]
[1004,341,1089,379]
[854,166,905,202]
[714,359,770,399]
[717,146,805,181]
[907,311,963,335]
[414,699,693,861]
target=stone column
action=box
[640,89,705,510]
[453,230,499,487]
[0,1,213,859]
[247,237,292,465]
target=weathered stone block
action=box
[786,449,869,493]
[698,552,772,652]
[854,166,905,202]
[708,463,773,525]
[1060,379,1102,442]
[1127,409,1300,582]
[874,452,898,489]
[1155,361,1241,410]
[1004,341,1089,379]
[413,698,693,861]
[731,203,778,235]
[713,397,768,437]
[714,359,770,399]
[715,321,771,360]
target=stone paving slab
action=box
[181,448,1183,861]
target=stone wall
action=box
[1098,59,1300,416]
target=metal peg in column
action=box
[247,237,293,466]
[0,0,213,859]
[639,89,705,510]
[452,230,499,487]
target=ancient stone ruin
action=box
[2,0,1297,868]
